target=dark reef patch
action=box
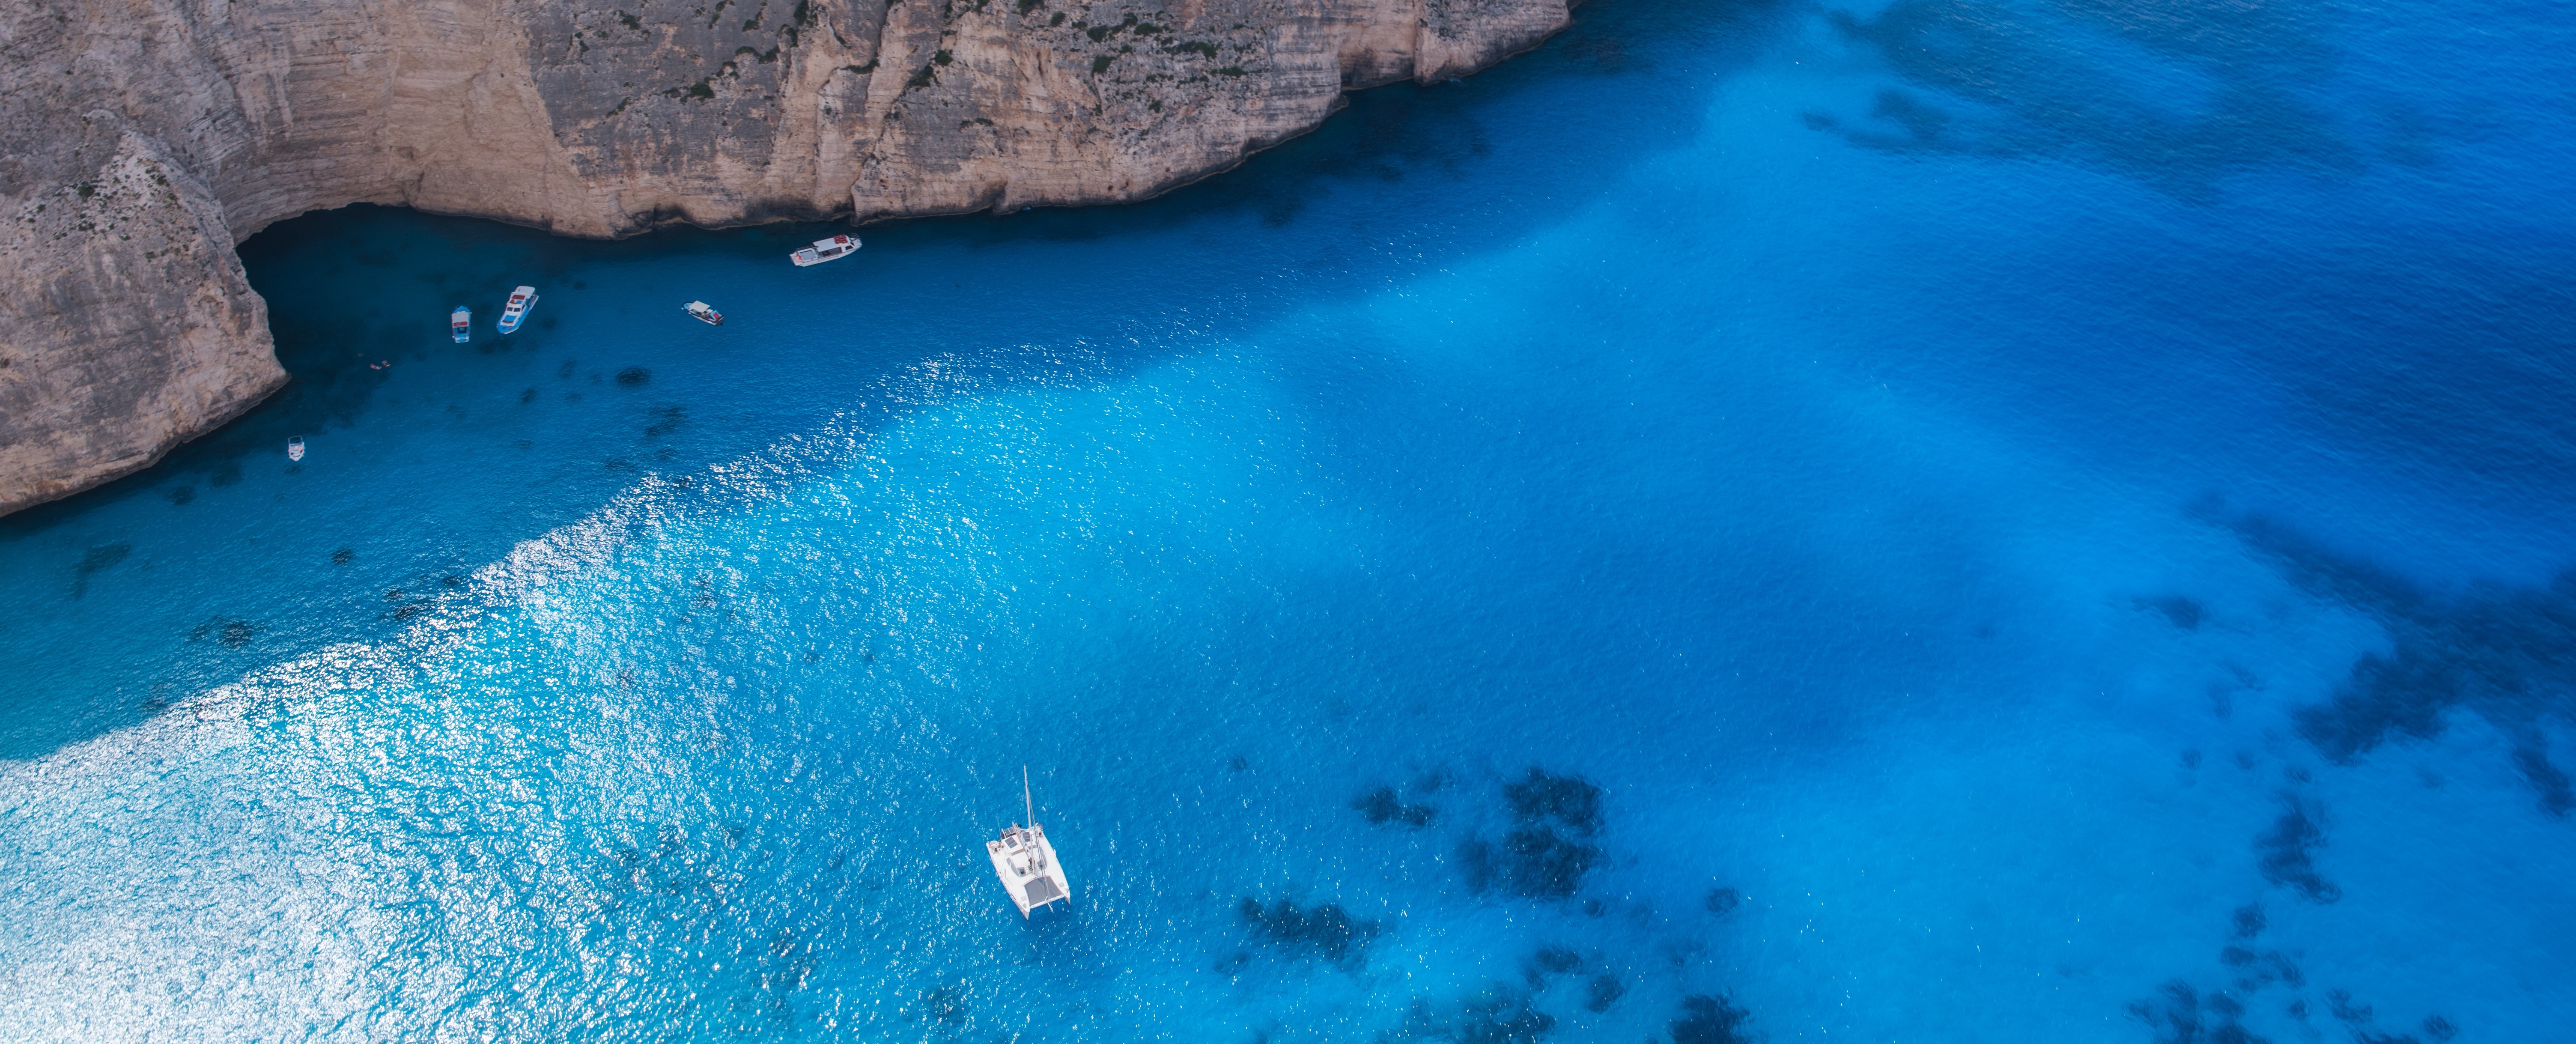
[1459,829,1599,899]
[188,616,259,649]
[2135,895,2324,1044]
[2254,798,2340,904]
[909,984,968,1028]
[1583,973,1625,1013]
[615,366,652,387]
[2230,903,2265,939]
[71,542,131,597]
[1237,896,1378,968]
[1664,993,1758,1044]
[1705,887,1743,916]
[1816,0,2352,198]
[2323,989,2462,1044]
[75,542,131,573]
[2137,595,2205,630]
[1460,767,1607,899]
[1531,944,1580,973]
[644,405,688,438]
[1520,943,1582,988]
[2228,950,2303,995]
[2510,741,2575,817]
[2127,981,2267,1044]
[1354,785,1437,827]
[1505,768,1603,834]
[2223,509,2576,816]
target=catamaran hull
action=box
[986,826,1071,918]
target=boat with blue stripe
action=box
[450,306,471,343]
[496,286,537,334]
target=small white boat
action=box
[287,436,305,462]
[987,767,1071,918]
[450,306,471,343]
[790,234,860,267]
[683,300,724,326]
[496,285,537,334]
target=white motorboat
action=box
[683,300,724,325]
[287,436,305,462]
[450,306,471,343]
[790,233,860,267]
[986,767,1071,918]
[496,285,537,334]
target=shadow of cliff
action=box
[903,0,1788,246]
[0,0,1791,760]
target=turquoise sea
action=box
[6,0,2575,1038]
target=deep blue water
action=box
[6,0,2576,1037]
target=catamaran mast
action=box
[1023,766,1035,829]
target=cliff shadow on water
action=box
[0,0,1785,761]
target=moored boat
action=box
[450,306,471,343]
[684,300,724,325]
[790,234,860,267]
[986,767,1071,918]
[496,285,537,334]
[287,436,305,462]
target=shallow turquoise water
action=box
[6,0,2576,1038]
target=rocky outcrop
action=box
[0,0,1572,516]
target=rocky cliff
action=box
[0,0,1571,516]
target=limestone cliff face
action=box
[0,0,1571,516]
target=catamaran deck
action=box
[987,823,1070,917]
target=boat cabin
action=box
[986,822,1071,917]
[496,285,538,333]
[790,234,861,267]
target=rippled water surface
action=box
[6,0,2576,1038]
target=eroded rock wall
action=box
[0,0,1572,516]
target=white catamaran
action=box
[986,767,1071,918]
[496,286,537,334]
[790,233,860,267]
